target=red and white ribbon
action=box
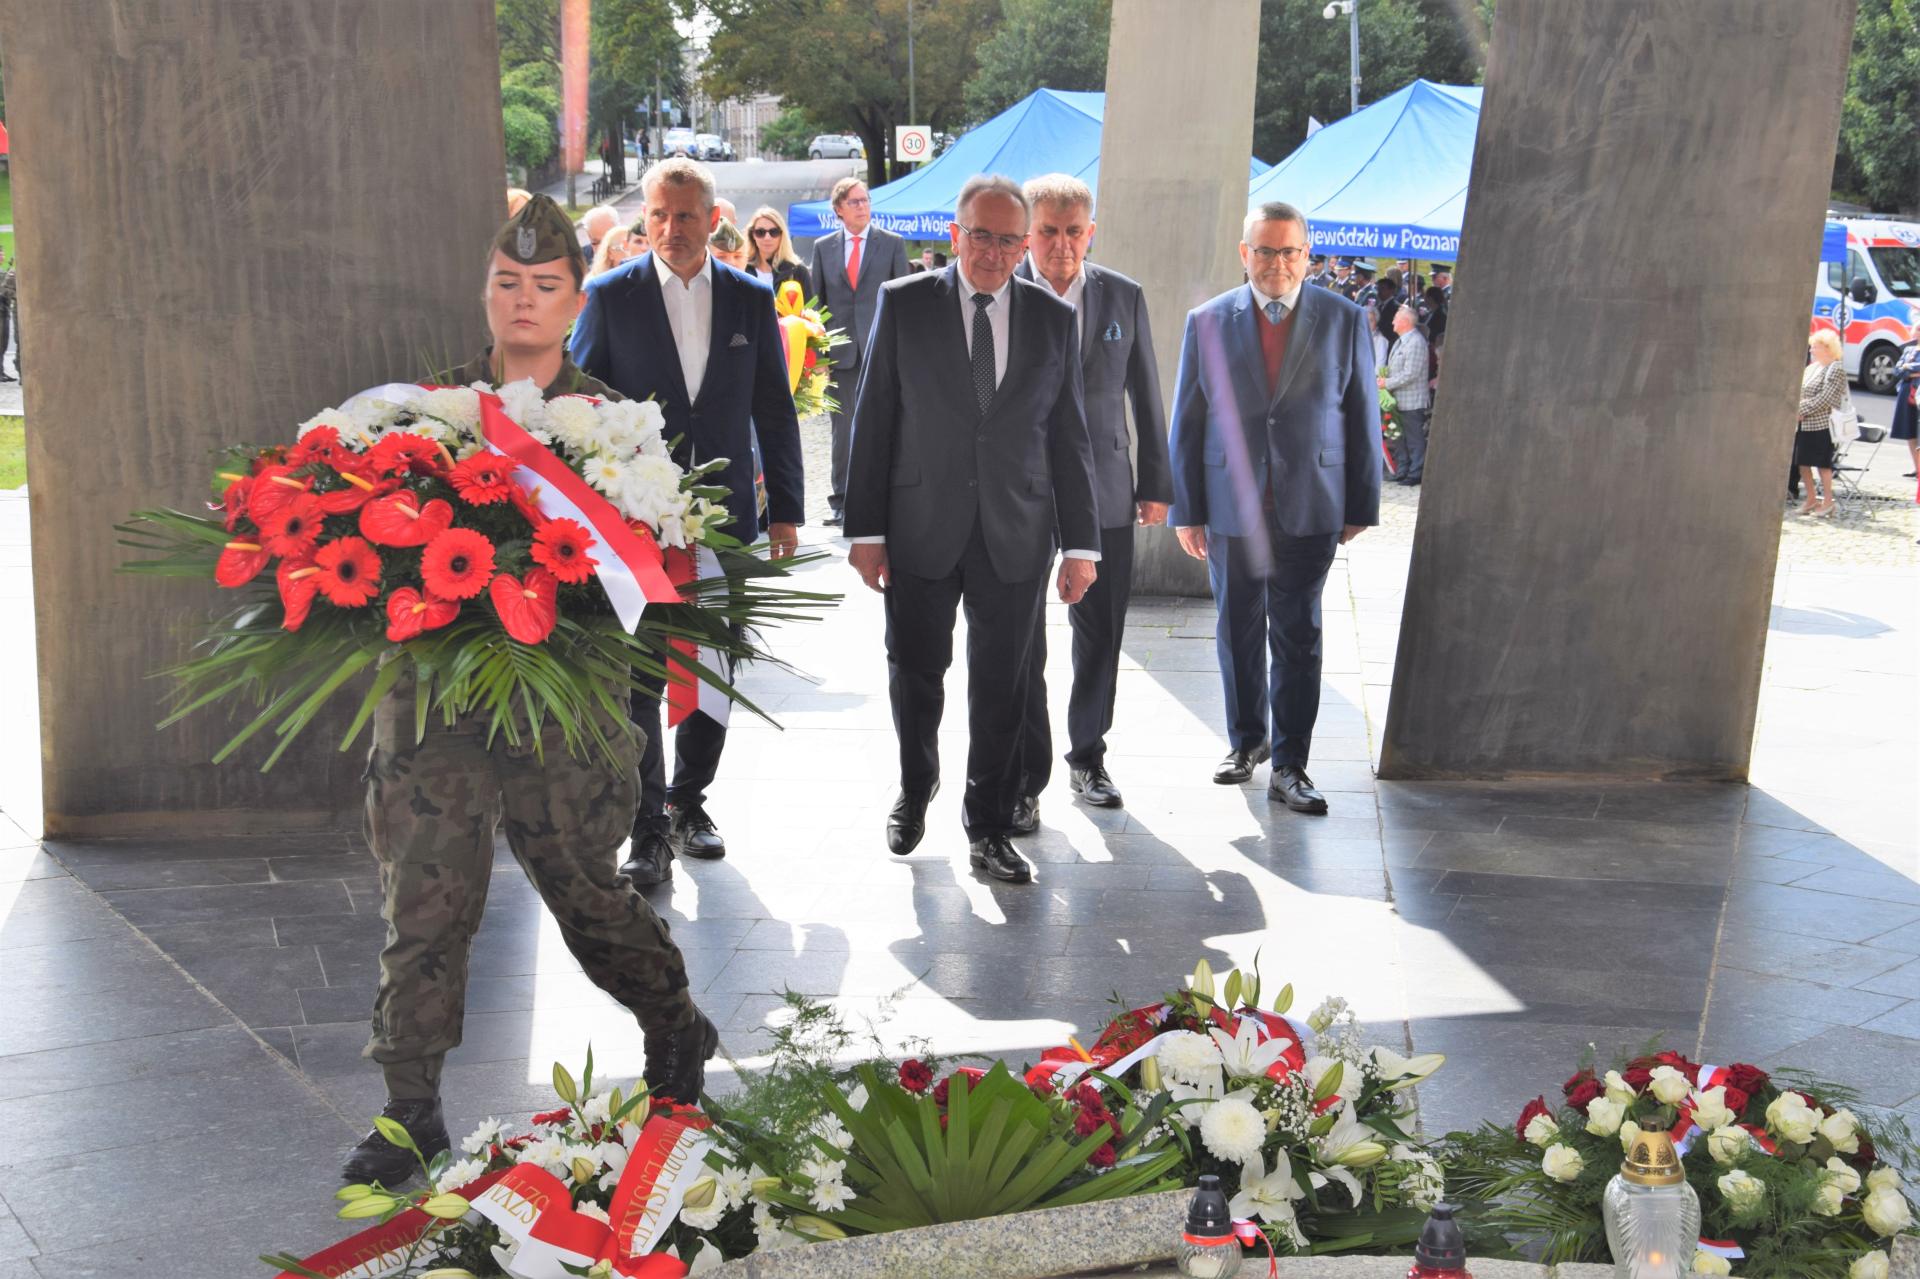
[1698,1238,1746,1261]
[1026,1003,1314,1094]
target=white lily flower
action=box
[1230,1149,1306,1222]
[1314,1102,1388,1168]
[1210,1018,1294,1081]
[1310,1164,1366,1207]
[1369,1046,1445,1090]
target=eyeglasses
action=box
[955,223,1028,253]
[1247,245,1310,264]
[750,227,781,239]
[839,197,871,208]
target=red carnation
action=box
[1724,1063,1769,1098]
[531,518,599,584]
[361,492,455,548]
[1087,1142,1117,1170]
[1073,1107,1106,1136]
[1516,1095,1552,1142]
[898,1059,933,1094]
[215,539,271,588]
[420,528,496,600]
[260,494,325,559]
[385,587,460,642]
[489,568,558,644]
[449,452,514,505]
[312,537,381,607]
[1567,1076,1606,1114]
[278,559,320,631]
[932,1077,951,1107]
[1065,1082,1103,1110]
[530,1108,572,1127]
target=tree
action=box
[963,0,1111,123]
[497,0,559,72]
[760,107,823,160]
[1836,0,1920,213]
[590,0,686,186]
[701,0,1002,186]
[502,60,560,176]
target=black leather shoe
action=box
[1213,742,1270,785]
[620,822,675,886]
[670,801,726,860]
[1069,765,1123,808]
[1269,765,1329,814]
[887,782,937,855]
[823,511,844,527]
[644,1010,720,1105]
[1010,794,1040,835]
[341,1097,449,1186]
[968,833,1034,884]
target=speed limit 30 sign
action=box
[895,125,932,163]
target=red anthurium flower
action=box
[360,492,455,548]
[448,452,514,505]
[508,479,549,530]
[316,472,397,515]
[311,536,382,607]
[219,472,253,531]
[369,431,447,478]
[420,528,496,600]
[287,425,343,467]
[246,463,313,524]
[384,587,460,642]
[489,568,558,644]
[215,539,271,588]
[278,559,321,631]
[530,517,599,584]
[259,493,324,559]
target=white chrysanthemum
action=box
[811,1114,854,1152]
[1157,1030,1226,1087]
[620,453,685,508]
[808,1179,854,1212]
[298,407,360,439]
[1392,1142,1446,1210]
[1198,1092,1266,1164]
[417,386,481,432]
[435,1157,487,1193]
[715,1162,754,1210]
[798,1155,846,1185]
[576,1200,611,1225]
[496,377,547,426]
[544,395,602,451]
[753,1201,783,1249]
[516,1137,569,1175]
[589,409,644,456]
[461,1119,504,1155]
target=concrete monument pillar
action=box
[1379,0,1857,779]
[1094,0,1260,596]
[0,0,506,835]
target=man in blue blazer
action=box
[1168,202,1381,814]
[570,158,805,883]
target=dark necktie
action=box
[971,292,996,414]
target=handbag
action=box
[1829,395,1861,446]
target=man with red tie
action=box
[810,177,912,525]
[1166,202,1381,814]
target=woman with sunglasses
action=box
[745,205,813,298]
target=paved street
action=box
[0,395,1913,1274]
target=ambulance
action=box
[1812,218,1920,394]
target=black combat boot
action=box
[341,1097,450,1186]
[644,1011,720,1105]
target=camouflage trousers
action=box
[362,696,698,1082]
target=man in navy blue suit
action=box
[1167,201,1381,815]
[569,158,805,884]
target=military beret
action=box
[708,218,746,253]
[491,193,585,271]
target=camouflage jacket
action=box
[434,348,622,402]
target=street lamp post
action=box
[1323,0,1360,116]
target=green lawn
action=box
[0,417,24,489]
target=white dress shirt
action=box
[653,251,713,402]
[1027,254,1088,342]
[852,263,1097,561]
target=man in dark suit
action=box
[1011,173,1171,818]
[810,177,912,525]
[569,158,805,884]
[1168,201,1381,815]
[844,174,1101,885]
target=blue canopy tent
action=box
[1248,80,1481,260]
[787,89,1270,239]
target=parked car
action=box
[663,127,698,158]
[695,133,735,162]
[807,133,865,160]
[1813,217,1920,394]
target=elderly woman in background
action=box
[745,205,813,298]
[1794,329,1849,517]
[708,219,750,271]
[587,226,636,278]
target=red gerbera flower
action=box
[259,493,324,558]
[246,463,312,524]
[488,567,558,644]
[369,431,448,478]
[311,536,382,608]
[278,558,321,631]
[384,587,460,642]
[215,539,271,588]
[287,425,344,468]
[419,528,496,600]
[360,492,455,548]
[448,452,514,505]
[530,517,599,584]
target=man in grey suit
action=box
[1167,201,1381,815]
[1011,174,1171,818]
[844,174,1102,886]
[810,177,912,525]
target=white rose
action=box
[1765,1092,1818,1144]
[1851,1250,1890,1279]
[1826,1157,1864,1196]
[1866,1168,1903,1194]
[1718,1169,1764,1213]
[1585,1096,1627,1136]
[1706,1125,1749,1165]
[1691,1253,1731,1276]
[1690,1086,1735,1133]
[1524,1112,1561,1148]
[1618,1119,1644,1154]
[1819,1108,1862,1155]
[1862,1186,1913,1236]
[1816,1180,1848,1216]
[1604,1070,1638,1104]
[1649,1065,1692,1105]
[1541,1143,1584,1183]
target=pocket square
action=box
[1102,321,1124,342]
[729,332,749,348]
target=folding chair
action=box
[1832,421,1887,501]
